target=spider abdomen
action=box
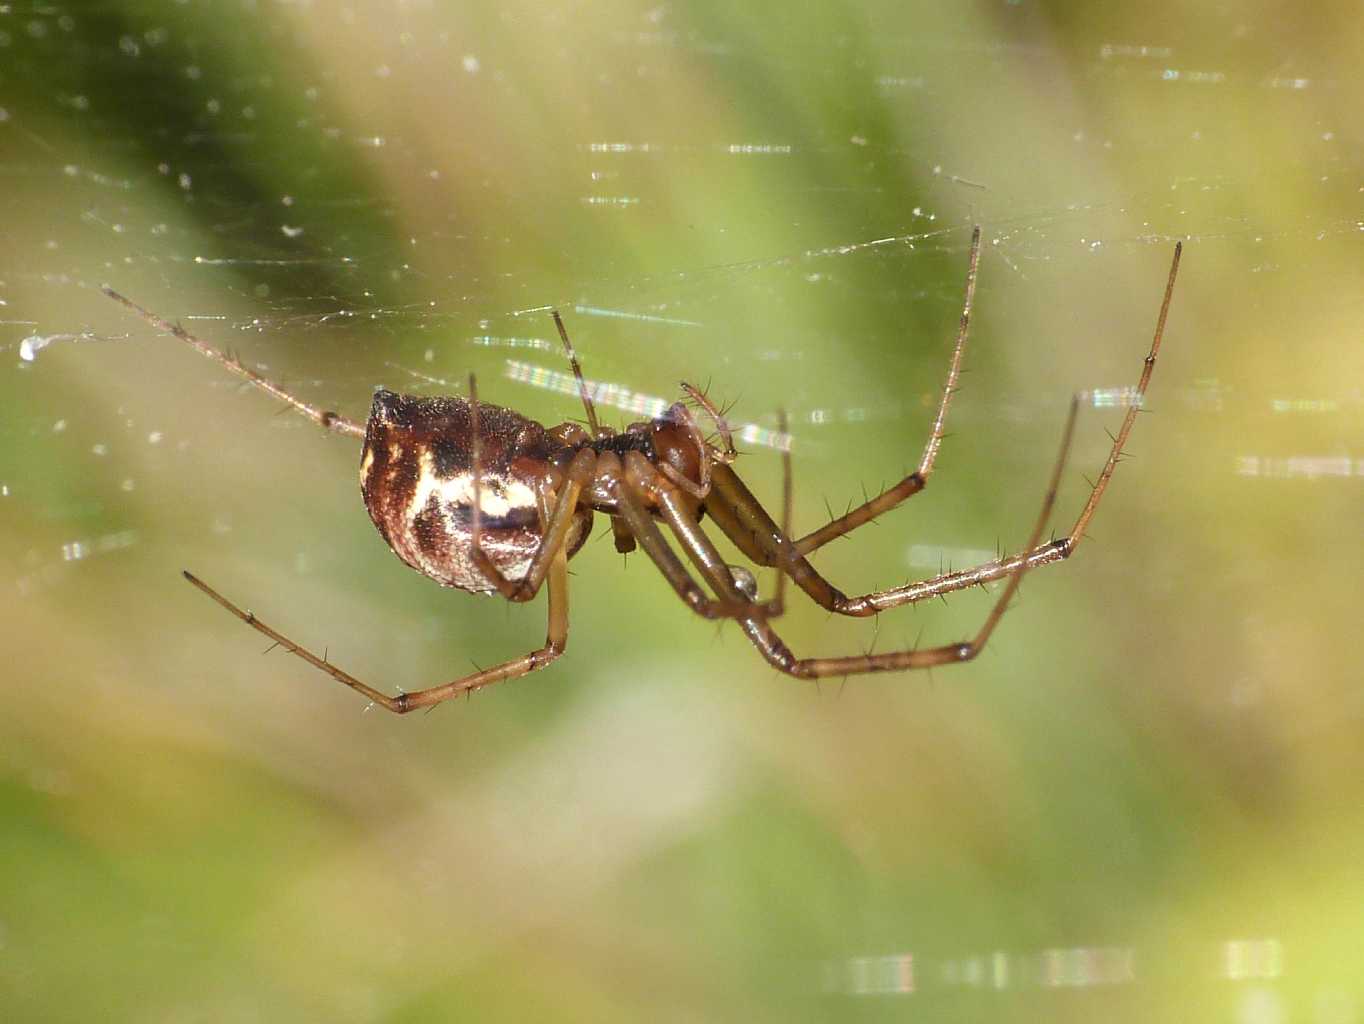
[360,389,589,593]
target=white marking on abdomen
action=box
[407,450,538,523]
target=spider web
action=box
[2,2,1358,667]
[1,5,1362,1019]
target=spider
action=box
[103,227,1181,712]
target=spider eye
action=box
[727,565,758,602]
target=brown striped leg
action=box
[181,545,571,712]
[815,239,1183,614]
[551,309,602,436]
[604,452,769,620]
[735,397,1080,678]
[705,240,1182,617]
[102,288,365,439]
[791,224,981,556]
[622,451,769,611]
[705,460,867,615]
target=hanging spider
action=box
[103,227,1181,712]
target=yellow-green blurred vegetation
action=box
[2,1,1361,1020]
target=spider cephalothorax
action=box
[103,226,1182,713]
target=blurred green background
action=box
[2,2,1361,1020]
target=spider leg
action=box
[551,309,602,437]
[735,397,1079,678]
[679,381,737,461]
[814,239,1183,614]
[770,408,794,614]
[601,452,767,620]
[622,450,787,618]
[467,372,597,602]
[101,288,365,439]
[792,225,981,556]
[181,542,571,712]
[655,402,714,501]
[1062,240,1181,555]
[609,514,638,554]
[706,240,1181,616]
[705,460,864,614]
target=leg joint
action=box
[832,590,877,617]
[530,642,566,670]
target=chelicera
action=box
[103,227,1181,712]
